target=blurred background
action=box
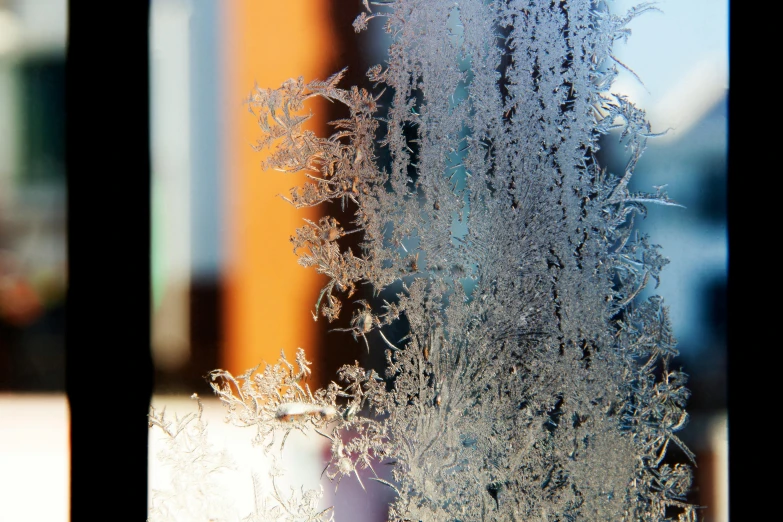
[0,0,69,520]
[0,0,727,520]
[0,0,67,390]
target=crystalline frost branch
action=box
[150,1,696,520]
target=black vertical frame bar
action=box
[66,2,154,518]
[725,0,755,515]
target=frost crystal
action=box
[151,1,696,520]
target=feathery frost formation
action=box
[150,1,695,520]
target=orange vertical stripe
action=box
[222,1,336,378]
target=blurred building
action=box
[0,0,67,391]
[0,3,69,521]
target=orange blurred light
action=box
[222,1,336,379]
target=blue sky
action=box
[610,0,729,137]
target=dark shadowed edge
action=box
[725,1,762,517]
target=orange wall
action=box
[222,1,336,378]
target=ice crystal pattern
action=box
[150,1,696,520]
